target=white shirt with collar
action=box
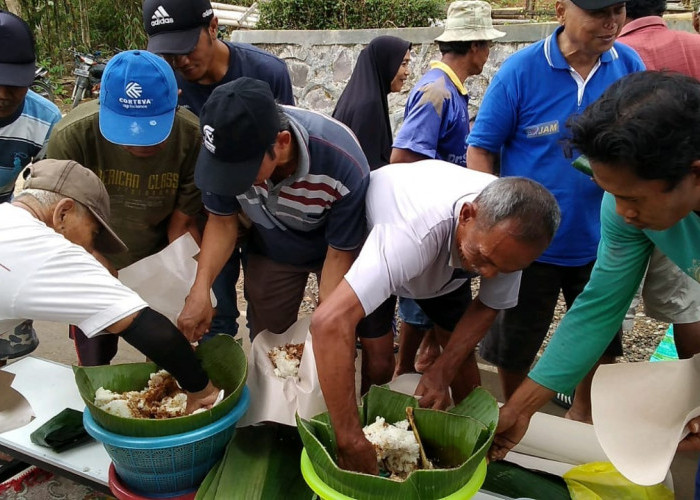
[344,160,521,315]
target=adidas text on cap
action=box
[99,50,178,147]
[195,78,281,197]
[22,159,128,254]
[143,0,215,54]
[0,10,36,87]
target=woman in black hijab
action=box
[333,36,411,170]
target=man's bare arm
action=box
[167,209,202,246]
[311,279,378,474]
[318,247,358,303]
[390,148,430,164]
[178,213,238,341]
[416,297,498,408]
[466,146,496,174]
[489,377,554,461]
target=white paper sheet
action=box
[592,354,700,486]
[238,317,331,427]
[117,233,215,326]
[0,370,34,433]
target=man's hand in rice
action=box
[337,434,379,475]
[185,380,221,414]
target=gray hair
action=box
[16,188,90,216]
[473,177,560,243]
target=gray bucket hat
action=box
[435,1,506,42]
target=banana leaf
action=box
[196,426,314,500]
[482,461,571,500]
[296,385,498,499]
[73,334,247,437]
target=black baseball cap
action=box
[570,0,626,10]
[0,10,36,87]
[195,78,281,196]
[143,0,214,54]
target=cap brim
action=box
[435,28,506,42]
[194,147,263,197]
[571,0,626,9]
[99,107,176,147]
[146,26,202,55]
[0,61,35,87]
[88,207,128,254]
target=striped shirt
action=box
[0,91,61,199]
[202,106,370,267]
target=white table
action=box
[0,357,112,494]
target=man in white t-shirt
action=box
[0,159,219,412]
[310,160,560,474]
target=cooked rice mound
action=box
[268,343,305,378]
[94,370,188,419]
[362,417,420,480]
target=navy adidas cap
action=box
[571,0,627,10]
[143,0,215,54]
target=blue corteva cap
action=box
[99,50,178,147]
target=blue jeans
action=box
[398,297,434,329]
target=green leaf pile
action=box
[297,386,498,499]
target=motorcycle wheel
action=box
[71,84,87,109]
[30,80,55,103]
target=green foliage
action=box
[258,0,446,30]
[86,0,146,52]
[4,0,145,70]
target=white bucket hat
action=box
[435,1,506,42]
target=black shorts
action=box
[356,280,472,337]
[480,261,623,372]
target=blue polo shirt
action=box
[201,107,369,267]
[393,62,470,166]
[468,27,644,266]
[0,91,61,201]
[177,42,294,115]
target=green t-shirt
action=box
[46,100,202,269]
[530,192,700,393]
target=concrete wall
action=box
[230,18,696,133]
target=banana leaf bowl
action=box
[297,386,498,500]
[73,334,248,437]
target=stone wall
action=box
[230,18,695,134]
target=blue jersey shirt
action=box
[202,107,369,267]
[468,27,645,266]
[177,41,294,115]
[0,91,61,200]
[393,62,470,166]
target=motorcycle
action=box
[29,65,54,102]
[70,49,106,109]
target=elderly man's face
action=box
[0,85,28,118]
[53,199,100,253]
[592,160,700,231]
[556,0,625,54]
[455,204,548,279]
